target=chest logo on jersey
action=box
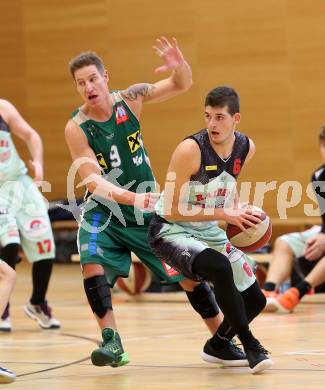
[96,153,108,169]
[205,165,218,171]
[127,130,141,153]
[132,154,143,166]
[115,105,129,124]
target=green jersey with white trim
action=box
[71,91,155,226]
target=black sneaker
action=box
[201,338,249,367]
[243,338,273,374]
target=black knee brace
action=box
[83,275,112,318]
[185,281,220,319]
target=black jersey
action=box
[184,129,250,210]
[188,129,250,184]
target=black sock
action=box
[193,249,251,343]
[30,259,53,305]
[217,281,267,341]
[1,304,10,320]
[296,280,311,298]
[263,282,276,291]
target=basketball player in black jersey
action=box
[148,86,273,373]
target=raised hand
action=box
[153,36,185,73]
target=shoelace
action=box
[229,340,244,353]
[103,338,121,353]
[245,338,270,355]
[37,302,52,318]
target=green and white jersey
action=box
[71,91,155,226]
[0,115,27,183]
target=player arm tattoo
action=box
[122,83,155,101]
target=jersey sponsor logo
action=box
[222,243,242,264]
[243,261,253,277]
[0,139,9,147]
[115,105,129,124]
[24,217,50,238]
[205,165,218,171]
[8,222,19,237]
[0,150,10,162]
[87,124,99,138]
[132,154,143,166]
[225,243,233,254]
[96,153,108,169]
[194,188,230,203]
[127,130,141,153]
[161,259,180,277]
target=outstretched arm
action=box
[65,120,158,210]
[121,36,192,116]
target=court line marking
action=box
[10,330,325,378]
[16,332,100,377]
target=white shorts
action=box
[0,175,55,262]
[279,225,321,258]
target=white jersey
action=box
[0,115,27,182]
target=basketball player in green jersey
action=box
[0,259,16,383]
[0,99,60,332]
[65,37,225,368]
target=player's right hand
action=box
[134,192,160,212]
[223,207,261,232]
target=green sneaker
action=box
[91,328,130,367]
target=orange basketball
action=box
[226,205,272,253]
[116,262,152,295]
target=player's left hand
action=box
[28,160,44,182]
[304,233,325,261]
[153,36,185,73]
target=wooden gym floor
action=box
[1,261,325,389]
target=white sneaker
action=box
[24,301,61,329]
[0,316,11,332]
[0,366,15,383]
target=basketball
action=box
[226,205,272,253]
[116,262,152,295]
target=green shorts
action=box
[279,225,321,258]
[148,215,256,292]
[0,175,55,262]
[78,205,184,287]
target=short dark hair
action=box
[205,86,240,115]
[319,126,325,143]
[69,51,105,78]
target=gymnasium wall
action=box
[1,0,325,219]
